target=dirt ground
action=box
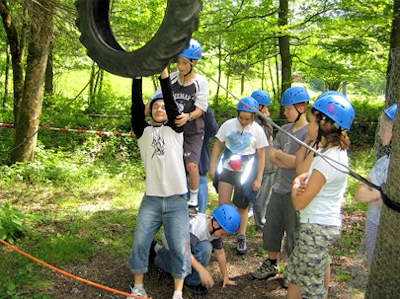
[50,216,368,299]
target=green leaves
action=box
[0,203,28,243]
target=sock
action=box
[154,243,162,253]
[188,189,198,206]
[268,258,277,266]
[173,290,183,297]
[134,283,145,290]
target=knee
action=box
[187,162,198,173]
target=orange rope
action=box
[0,239,151,299]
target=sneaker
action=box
[185,284,208,295]
[236,234,247,255]
[127,286,148,299]
[148,240,157,265]
[172,293,184,299]
[252,259,278,280]
[280,276,289,289]
[188,205,198,216]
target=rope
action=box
[191,62,400,213]
[0,239,151,299]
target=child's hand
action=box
[292,173,308,195]
[222,276,237,287]
[252,178,262,192]
[175,113,189,127]
[160,67,169,79]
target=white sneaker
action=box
[172,294,183,299]
[127,286,148,299]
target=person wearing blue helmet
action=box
[250,89,276,229]
[286,94,355,299]
[127,68,190,299]
[210,96,268,255]
[355,103,397,264]
[166,38,210,213]
[253,86,309,280]
[153,204,241,296]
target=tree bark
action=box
[0,0,26,124]
[44,40,54,94]
[13,0,53,162]
[385,0,400,104]
[240,74,245,95]
[366,1,400,295]
[278,0,291,95]
[3,41,10,108]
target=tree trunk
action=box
[13,0,53,162]
[366,1,400,295]
[3,41,10,108]
[44,40,54,94]
[226,75,230,99]
[240,74,245,95]
[278,0,291,96]
[376,0,400,159]
[216,34,222,105]
[385,0,400,104]
[268,59,276,103]
[0,0,27,124]
[88,61,96,107]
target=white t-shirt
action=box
[216,118,268,171]
[300,146,349,227]
[138,125,187,197]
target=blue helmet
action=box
[384,103,398,121]
[312,94,355,130]
[237,96,258,113]
[212,204,241,235]
[251,90,271,106]
[180,38,202,60]
[282,86,310,106]
[319,90,349,101]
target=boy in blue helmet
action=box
[153,204,241,296]
[209,96,268,255]
[250,90,276,229]
[126,68,190,299]
[253,86,309,280]
[355,103,397,263]
[169,38,210,213]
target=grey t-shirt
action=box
[272,123,309,194]
[367,155,390,226]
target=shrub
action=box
[0,203,28,243]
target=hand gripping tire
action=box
[75,0,202,78]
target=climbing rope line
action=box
[192,62,400,213]
[0,239,151,299]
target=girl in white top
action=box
[287,93,355,299]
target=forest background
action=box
[0,0,399,298]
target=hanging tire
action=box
[75,0,202,78]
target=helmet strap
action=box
[294,104,303,122]
[210,218,223,235]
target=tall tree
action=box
[0,0,28,123]
[278,0,291,95]
[13,0,53,161]
[366,0,400,296]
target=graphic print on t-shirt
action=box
[151,127,166,158]
[226,130,252,154]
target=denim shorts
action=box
[286,223,341,299]
[128,194,191,279]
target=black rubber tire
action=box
[75,0,202,78]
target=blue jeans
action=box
[155,240,213,286]
[198,175,209,213]
[128,194,191,279]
